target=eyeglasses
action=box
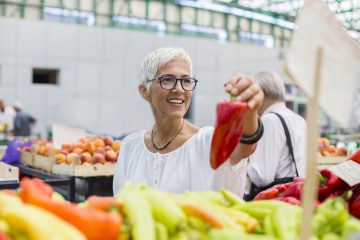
[146,75,198,91]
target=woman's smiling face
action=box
[148,60,193,120]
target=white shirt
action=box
[113,126,248,197]
[247,102,307,187]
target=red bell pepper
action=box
[254,182,293,200]
[349,184,360,219]
[318,168,351,202]
[210,96,248,169]
[276,196,301,205]
[350,201,360,219]
[20,178,122,240]
[349,148,360,164]
[281,181,303,200]
[350,184,360,206]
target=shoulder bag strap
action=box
[270,112,299,177]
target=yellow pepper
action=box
[0,194,85,240]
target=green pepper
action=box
[313,197,349,237]
[341,217,360,238]
[271,204,301,240]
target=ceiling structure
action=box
[214,0,360,40]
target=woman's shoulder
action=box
[187,126,214,146]
[122,130,145,145]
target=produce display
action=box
[317,138,347,157]
[253,156,360,225]
[0,178,359,240]
[19,136,121,166]
[54,136,121,165]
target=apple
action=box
[105,150,117,162]
[111,140,121,152]
[94,138,105,148]
[81,152,93,164]
[61,143,73,153]
[84,142,95,154]
[54,153,66,164]
[37,146,49,156]
[103,136,114,146]
[74,142,85,150]
[93,153,106,164]
[79,137,90,144]
[72,147,84,155]
[94,147,105,155]
[66,153,79,164]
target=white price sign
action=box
[330,160,360,187]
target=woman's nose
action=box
[172,79,184,92]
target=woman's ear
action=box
[138,84,150,101]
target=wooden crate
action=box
[0,146,6,159]
[317,156,347,165]
[20,149,34,166]
[52,162,116,177]
[33,153,53,172]
[0,162,19,181]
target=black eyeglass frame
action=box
[145,76,198,91]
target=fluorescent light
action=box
[43,7,95,26]
[181,23,227,42]
[112,16,166,32]
[175,0,296,29]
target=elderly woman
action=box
[113,47,264,197]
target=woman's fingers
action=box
[224,73,264,110]
[237,83,261,102]
[224,74,252,96]
[247,90,264,110]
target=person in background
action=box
[13,101,36,137]
[246,70,307,200]
[113,47,264,197]
[0,100,16,138]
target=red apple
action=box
[61,143,73,153]
[74,142,85,150]
[93,153,106,164]
[81,152,93,164]
[105,150,117,162]
[72,147,84,155]
[94,147,105,155]
[103,136,114,146]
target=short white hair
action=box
[254,71,286,100]
[139,47,193,88]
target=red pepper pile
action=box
[210,97,248,169]
[254,149,360,219]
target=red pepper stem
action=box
[317,171,327,185]
[230,94,236,101]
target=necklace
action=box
[151,120,184,151]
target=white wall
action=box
[0,17,284,137]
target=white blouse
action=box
[113,126,248,197]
